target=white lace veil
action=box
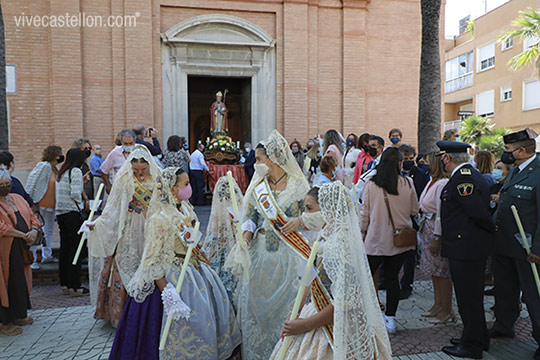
[318,182,392,360]
[126,167,197,303]
[88,144,161,304]
[243,130,309,209]
[202,176,243,260]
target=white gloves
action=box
[77,220,96,234]
[161,283,191,320]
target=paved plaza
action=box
[1,206,538,359]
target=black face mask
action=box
[403,160,415,171]
[367,148,378,158]
[363,145,370,152]
[0,183,12,197]
[57,155,65,164]
[500,150,516,165]
[84,150,91,158]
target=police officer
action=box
[437,140,494,359]
[491,128,540,360]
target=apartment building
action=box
[444,0,540,132]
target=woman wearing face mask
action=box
[290,140,305,171]
[314,156,338,185]
[25,146,64,270]
[305,141,321,184]
[417,153,454,324]
[55,148,91,297]
[112,167,241,360]
[231,130,310,360]
[360,148,419,333]
[343,133,361,170]
[0,165,41,336]
[83,145,160,327]
[473,151,497,187]
[352,133,373,184]
[270,183,392,360]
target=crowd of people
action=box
[0,124,539,360]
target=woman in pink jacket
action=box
[361,147,419,334]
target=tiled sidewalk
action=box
[6,205,536,359]
[1,279,536,359]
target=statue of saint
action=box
[210,90,228,136]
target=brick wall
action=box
[5,0,432,170]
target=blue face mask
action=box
[455,136,460,142]
[390,137,400,145]
[492,168,505,182]
[346,139,354,147]
[183,145,189,150]
[122,145,134,153]
[332,168,338,178]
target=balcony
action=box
[445,72,473,94]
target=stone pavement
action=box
[4,205,536,359]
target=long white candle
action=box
[227,171,249,281]
[72,183,104,265]
[511,205,540,297]
[159,222,199,351]
[278,240,320,360]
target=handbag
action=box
[383,189,417,248]
[32,212,46,247]
[69,169,89,221]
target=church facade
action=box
[4,0,434,169]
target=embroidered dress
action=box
[270,183,393,360]
[88,145,160,327]
[232,130,310,360]
[202,176,244,304]
[122,168,241,360]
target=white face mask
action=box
[302,211,325,232]
[254,163,270,177]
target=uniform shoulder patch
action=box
[460,168,471,175]
[457,183,474,196]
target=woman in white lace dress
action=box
[113,167,241,360]
[201,175,243,304]
[271,182,393,360]
[86,145,161,327]
[235,130,310,360]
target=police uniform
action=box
[438,140,494,359]
[491,129,540,359]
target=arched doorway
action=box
[161,14,276,148]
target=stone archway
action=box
[161,14,276,146]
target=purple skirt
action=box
[109,288,163,360]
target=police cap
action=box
[503,128,538,145]
[436,140,471,156]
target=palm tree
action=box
[417,0,443,154]
[460,116,494,149]
[0,3,7,150]
[498,8,540,76]
[479,128,511,158]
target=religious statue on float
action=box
[210,90,229,137]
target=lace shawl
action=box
[318,182,392,360]
[88,145,161,304]
[202,176,243,261]
[126,167,198,303]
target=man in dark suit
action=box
[243,142,256,182]
[491,128,540,360]
[437,140,494,359]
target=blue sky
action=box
[445,0,510,37]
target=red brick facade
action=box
[3,0,439,170]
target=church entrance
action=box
[187,76,251,149]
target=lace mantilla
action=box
[318,182,392,360]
